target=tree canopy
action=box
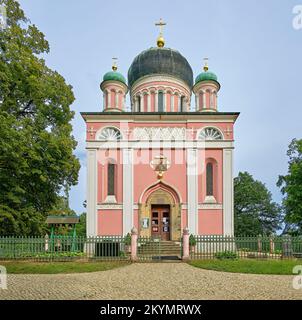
[0,0,80,235]
[277,138,302,235]
[234,172,282,235]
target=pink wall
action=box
[133,209,139,230]
[198,149,223,204]
[173,95,178,111]
[110,90,115,108]
[166,92,171,112]
[198,209,223,235]
[206,91,210,108]
[133,149,187,203]
[98,210,123,235]
[144,94,148,112]
[151,92,155,112]
[97,149,123,203]
[198,93,203,110]
[119,93,123,108]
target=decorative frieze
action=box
[133,127,186,140]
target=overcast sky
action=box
[18,0,302,214]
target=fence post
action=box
[131,227,138,261]
[282,235,293,258]
[257,234,262,252]
[45,234,49,252]
[182,228,190,260]
[269,234,275,254]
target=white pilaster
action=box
[108,90,111,108]
[163,91,166,111]
[155,91,158,112]
[141,94,144,112]
[187,148,198,234]
[87,149,97,236]
[122,95,126,111]
[196,93,200,111]
[123,148,133,235]
[134,96,138,112]
[210,91,214,109]
[223,149,234,235]
[115,91,119,108]
[171,94,174,112]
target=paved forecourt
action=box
[0,263,300,300]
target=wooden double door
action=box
[151,205,170,241]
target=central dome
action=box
[128,47,193,89]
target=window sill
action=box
[102,195,117,204]
[203,195,217,204]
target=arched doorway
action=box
[139,181,182,241]
[151,204,170,240]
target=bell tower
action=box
[100,58,128,112]
[193,58,220,112]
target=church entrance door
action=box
[151,205,170,241]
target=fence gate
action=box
[137,236,182,261]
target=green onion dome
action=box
[195,71,218,85]
[103,71,126,84]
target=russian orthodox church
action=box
[81,20,239,240]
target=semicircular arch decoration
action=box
[97,127,122,141]
[198,127,223,141]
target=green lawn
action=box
[0,261,130,274]
[188,259,302,275]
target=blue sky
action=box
[18,0,302,214]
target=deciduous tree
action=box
[0,0,80,235]
[234,172,282,235]
[277,139,302,235]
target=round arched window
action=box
[198,127,223,140]
[98,127,122,141]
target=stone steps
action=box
[138,241,181,256]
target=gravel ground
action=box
[0,262,301,300]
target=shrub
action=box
[189,234,197,246]
[215,251,238,260]
[123,233,131,246]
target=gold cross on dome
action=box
[155,18,166,35]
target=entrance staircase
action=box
[138,240,182,261]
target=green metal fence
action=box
[190,235,302,260]
[0,236,129,261]
[1,235,301,262]
[137,236,162,261]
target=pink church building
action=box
[81,23,239,241]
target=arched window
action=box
[98,127,122,141]
[206,163,213,196]
[180,96,185,112]
[198,127,223,140]
[137,96,141,112]
[107,163,115,196]
[158,91,164,112]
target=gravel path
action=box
[0,263,301,300]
